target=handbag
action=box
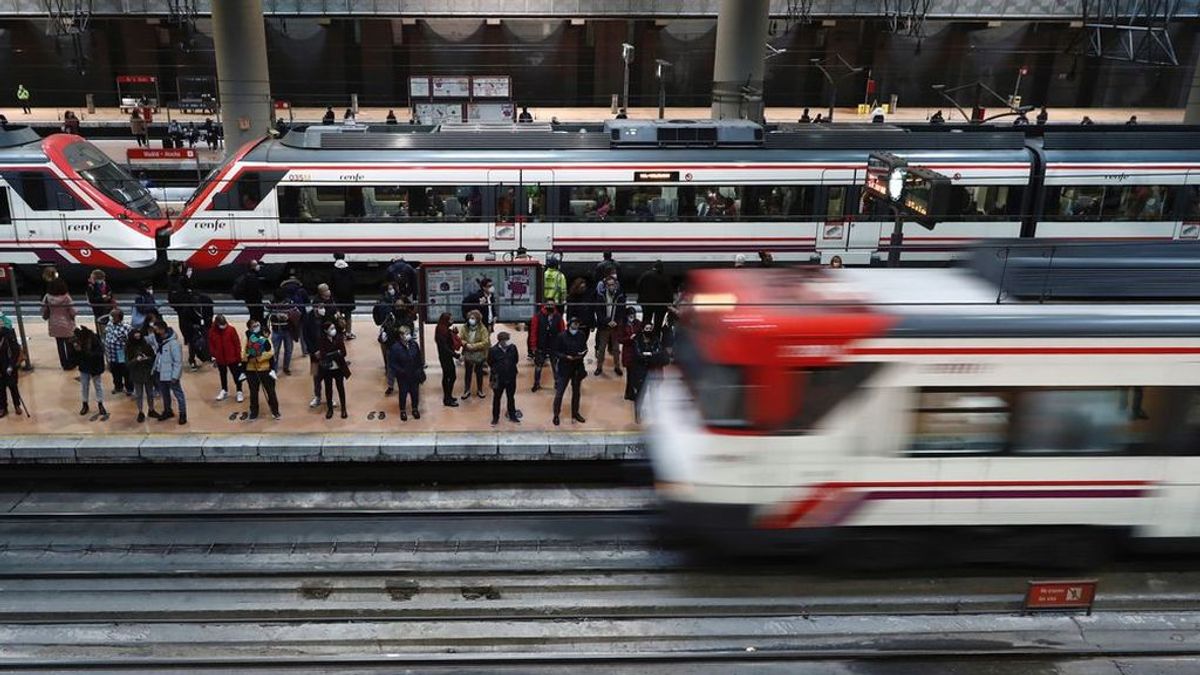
[451,330,464,351]
[418,367,427,384]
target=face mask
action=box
[399,334,410,342]
[386,289,396,296]
[569,328,579,336]
[217,321,226,329]
[499,339,509,347]
[317,308,326,316]
[468,318,477,327]
[326,328,337,337]
[131,333,141,342]
[186,269,193,278]
[146,289,153,295]
[250,326,261,334]
[110,314,120,324]
[483,287,492,295]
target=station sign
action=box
[634,171,680,182]
[116,75,157,84]
[127,148,197,161]
[1024,579,1097,613]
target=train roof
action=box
[0,126,46,163]
[686,266,1200,339]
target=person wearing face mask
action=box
[592,276,627,377]
[73,326,107,419]
[529,302,563,393]
[317,321,351,419]
[378,298,415,396]
[488,330,521,425]
[552,317,589,426]
[433,312,460,407]
[331,254,357,339]
[207,314,244,403]
[102,308,132,396]
[151,320,187,425]
[458,309,490,399]
[242,319,280,420]
[388,325,424,421]
[300,303,329,408]
[0,318,25,418]
[131,281,158,332]
[461,278,496,329]
[618,305,643,401]
[125,326,158,422]
[373,281,400,328]
[629,322,666,423]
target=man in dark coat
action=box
[552,317,589,426]
[461,277,496,328]
[330,253,356,339]
[239,259,264,323]
[635,260,673,333]
[488,330,520,425]
[386,258,419,300]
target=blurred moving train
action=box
[167,120,1200,272]
[645,247,1200,565]
[0,127,169,271]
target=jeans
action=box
[158,379,186,416]
[217,363,244,392]
[381,344,395,388]
[246,370,279,417]
[492,379,517,421]
[132,380,156,413]
[463,360,485,394]
[109,361,130,393]
[594,325,620,370]
[80,371,104,404]
[322,371,346,413]
[398,378,420,412]
[271,330,294,371]
[533,350,555,388]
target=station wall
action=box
[0,17,1195,113]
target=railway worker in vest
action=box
[103,308,132,396]
[0,317,24,418]
[388,326,423,421]
[43,278,77,370]
[488,331,521,425]
[543,255,567,311]
[242,319,280,421]
[331,254,357,340]
[592,276,627,377]
[530,302,564,393]
[151,320,187,425]
[301,303,330,408]
[462,278,496,330]
[317,320,350,420]
[73,326,107,419]
[459,309,490,399]
[208,314,245,403]
[552,317,588,426]
[125,327,157,422]
[16,84,30,114]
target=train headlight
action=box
[138,223,150,233]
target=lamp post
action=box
[621,42,635,114]
[655,59,672,120]
[810,55,863,122]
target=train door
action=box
[1178,173,1200,241]
[520,169,554,252]
[0,187,15,249]
[815,178,876,265]
[212,171,279,258]
[488,170,520,254]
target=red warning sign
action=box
[1024,580,1097,612]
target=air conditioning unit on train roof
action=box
[604,119,764,147]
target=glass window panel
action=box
[910,390,1012,454]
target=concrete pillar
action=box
[212,0,272,157]
[1186,49,1200,124]
[710,0,769,122]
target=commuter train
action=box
[0,126,169,271]
[645,250,1200,565]
[168,120,1200,272]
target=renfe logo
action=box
[194,220,227,231]
[339,173,365,181]
[67,222,102,235]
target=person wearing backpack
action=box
[267,290,296,375]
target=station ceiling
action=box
[1,0,1198,20]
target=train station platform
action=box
[1,311,643,464]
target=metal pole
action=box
[7,268,31,370]
[887,207,904,268]
[622,59,630,112]
[829,81,837,122]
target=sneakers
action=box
[216,389,228,401]
[443,398,459,407]
[272,412,281,420]
[236,391,245,403]
[309,396,321,408]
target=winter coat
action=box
[279,278,310,307]
[529,307,564,354]
[0,327,22,376]
[125,337,156,385]
[636,268,674,306]
[553,329,589,376]
[242,332,274,372]
[461,289,495,327]
[75,334,105,376]
[330,266,356,309]
[487,342,519,385]
[618,318,642,369]
[387,339,423,383]
[592,287,628,328]
[386,260,418,298]
[241,271,264,306]
[207,323,242,366]
[86,280,114,318]
[317,332,350,377]
[434,326,458,368]
[152,328,183,382]
[459,322,490,365]
[43,293,77,339]
[131,291,158,330]
[300,308,326,355]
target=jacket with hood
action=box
[151,327,183,382]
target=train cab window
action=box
[674,330,751,428]
[212,172,264,211]
[0,188,10,224]
[910,390,1013,455]
[1,171,80,211]
[787,362,882,431]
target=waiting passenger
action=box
[317,320,350,420]
[0,319,23,418]
[151,319,187,425]
[1036,107,1048,125]
[388,325,423,421]
[103,308,132,396]
[125,327,157,423]
[628,320,666,422]
[593,276,627,377]
[929,110,945,124]
[530,302,563,392]
[1080,116,1095,125]
[73,327,107,420]
[43,278,78,370]
[552,317,589,426]
[488,330,521,425]
[242,319,279,421]
[799,107,811,123]
[386,109,398,124]
[208,314,244,403]
[518,106,533,123]
[1126,115,1138,125]
[870,105,886,123]
[434,312,460,408]
[459,309,490,400]
[322,106,335,125]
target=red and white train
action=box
[167,120,1200,272]
[645,257,1200,564]
[0,127,169,271]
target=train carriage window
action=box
[213,172,263,211]
[560,186,616,221]
[0,188,9,224]
[948,185,1022,219]
[1112,185,1171,221]
[1045,186,1105,220]
[278,185,485,223]
[1,171,80,211]
[910,390,1013,455]
[1013,389,1140,455]
[826,186,848,219]
[1175,186,1200,220]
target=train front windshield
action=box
[63,141,162,218]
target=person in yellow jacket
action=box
[16,84,30,114]
[543,255,567,310]
[242,319,281,420]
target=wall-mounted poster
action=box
[409,77,430,99]
[422,263,540,324]
[415,103,464,124]
[471,76,511,99]
[467,102,515,123]
[431,76,471,98]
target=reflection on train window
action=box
[787,363,882,431]
[910,390,1012,454]
[1044,185,1174,221]
[948,185,1023,219]
[1177,186,1200,220]
[558,185,824,222]
[278,185,485,223]
[1013,389,1136,455]
[562,186,616,220]
[674,331,750,428]
[0,188,10,224]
